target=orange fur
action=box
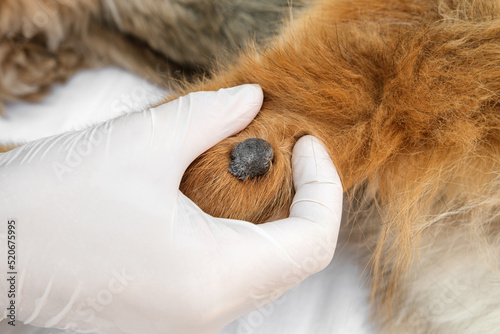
[174,0,500,328]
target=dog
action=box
[1,0,499,332]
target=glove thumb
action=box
[151,84,263,174]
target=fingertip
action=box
[197,84,263,134]
[218,84,263,121]
[293,136,330,163]
[202,85,263,148]
[168,84,264,177]
[225,84,264,106]
[288,135,343,234]
[292,135,342,191]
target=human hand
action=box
[0,84,342,334]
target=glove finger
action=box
[257,136,343,277]
[150,84,263,175]
[290,135,343,224]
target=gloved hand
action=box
[0,84,343,334]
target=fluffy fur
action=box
[1,0,500,332]
[176,2,500,332]
[0,0,302,113]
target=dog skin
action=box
[1,0,500,333]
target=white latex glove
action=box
[0,84,343,334]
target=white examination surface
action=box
[0,68,374,334]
